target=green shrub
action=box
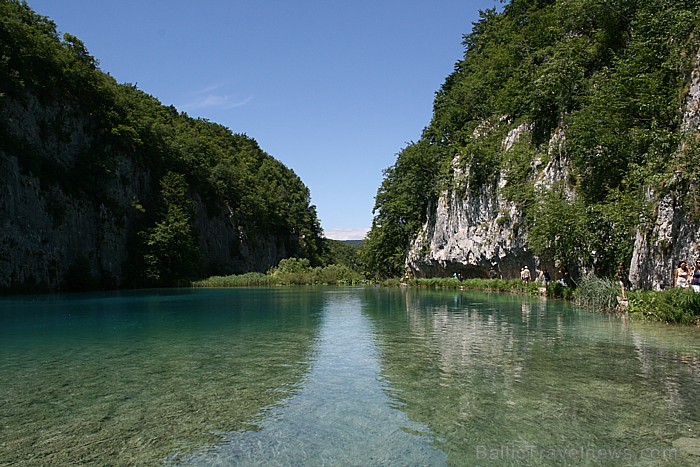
[573,275,620,312]
[267,258,313,285]
[270,257,311,275]
[628,288,700,325]
[546,281,574,300]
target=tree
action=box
[142,172,201,285]
[363,141,445,278]
[527,186,589,268]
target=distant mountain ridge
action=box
[341,240,364,248]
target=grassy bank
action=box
[571,275,700,325]
[627,288,700,325]
[192,258,366,287]
[192,272,277,287]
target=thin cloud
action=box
[194,83,227,94]
[180,83,253,111]
[182,94,253,111]
[324,228,369,241]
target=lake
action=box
[1,287,699,465]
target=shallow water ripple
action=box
[1,287,700,465]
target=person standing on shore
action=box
[691,259,700,292]
[674,261,690,288]
[520,266,531,282]
[617,263,631,300]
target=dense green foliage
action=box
[141,172,201,286]
[365,0,700,279]
[628,288,700,325]
[320,239,365,274]
[362,141,444,278]
[0,0,325,287]
[269,257,364,285]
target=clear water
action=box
[1,287,699,465]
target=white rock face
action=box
[629,51,700,290]
[681,50,700,135]
[629,185,700,290]
[405,124,571,279]
[405,181,528,278]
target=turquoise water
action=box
[1,287,699,465]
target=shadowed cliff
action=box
[0,1,325,292]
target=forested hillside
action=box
[364,0,700,285]
[0,0,325,291]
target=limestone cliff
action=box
[0,92,298,293]
[405,124,571,279]
[629,50,700,290]
[363,1,700,285]
[406,48,700,287]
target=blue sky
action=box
[27,0,499,240]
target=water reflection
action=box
[0,288,322,465]
[364,288,700,465]
[182,288,446,466]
